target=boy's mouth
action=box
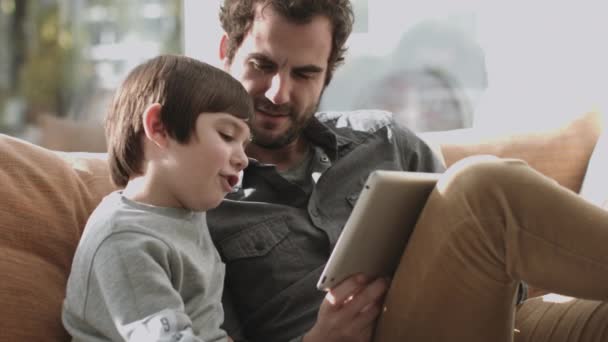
[226,175,239,188]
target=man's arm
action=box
[392,121,446,173]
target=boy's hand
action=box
[303,274,389,342]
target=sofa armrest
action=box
[0,135,115,342]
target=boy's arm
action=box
[119,309,206,341]
[71,232,227,342]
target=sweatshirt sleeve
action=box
[80,231,227,342]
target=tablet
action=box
[317,170,440,291]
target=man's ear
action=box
[142,103,168,148]
[219,34,231,71]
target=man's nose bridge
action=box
[266,71,289,103]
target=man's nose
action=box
[265,72,290,105]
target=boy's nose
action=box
[232,147,249,171]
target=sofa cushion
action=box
[422,111,602,193]
[0,134,114,341]
[579,128,608,208]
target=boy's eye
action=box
[219,132,234,142]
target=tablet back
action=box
[317,170,439,291]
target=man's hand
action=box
[303,274,389,342]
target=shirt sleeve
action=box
[120,309,206,342]
[393,122,446,173]
[85,231,227,342]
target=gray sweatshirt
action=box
[62,191,228,342]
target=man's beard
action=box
[251,97,320,150]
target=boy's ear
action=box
[142,103,168,148]
[219,34,231,71]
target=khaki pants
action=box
[373,156,608,342]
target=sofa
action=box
[0,111,603,341]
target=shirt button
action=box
[254,241,265,251]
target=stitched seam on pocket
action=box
[219,217,289,260]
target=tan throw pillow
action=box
[0,135,114,341]
[579,129,608,209]
[432,112,602,193]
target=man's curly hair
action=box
[219,0,354,86]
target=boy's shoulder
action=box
[82,191,203,247]
[86,191,135,230]
[81,192,160,246]
[74,192,186,270]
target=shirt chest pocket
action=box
[217,217,303,310]
[219,217,292,259]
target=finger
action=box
[326,273,368,306]
[343,277,388,315]
[353,302,383,334]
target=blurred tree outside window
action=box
[0,0,183,152]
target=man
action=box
[208,1,608,342]
[207,1,443,341]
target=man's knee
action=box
[436,155,530,201]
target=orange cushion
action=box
[578,129,608,209]
[424,112,603,193]
[0,134,114,341]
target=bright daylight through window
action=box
[1,0,606,152]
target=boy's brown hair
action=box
[219,0,354,86]
[105,54,253,187]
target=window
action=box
[0,0,182,151]
[2,0,606,151]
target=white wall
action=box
[474,0,608,132]
[183,0,223,68]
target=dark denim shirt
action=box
[207,110,445,342]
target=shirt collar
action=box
[245,113,355,169]
[302,114,354,159]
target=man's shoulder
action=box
[315,109,396,133]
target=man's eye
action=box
[251,61,272,72]
[294,71,312,80]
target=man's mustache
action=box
[254,97,291,117]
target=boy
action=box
[62,55,252,341]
